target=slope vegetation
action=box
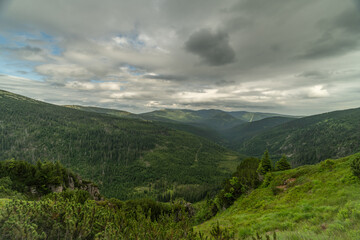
[196,153,360,239]
[0,89,240,201]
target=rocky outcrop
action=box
[80,182,102,201]
[50,185,63,193]
[29,175,102,201]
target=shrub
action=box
[350,156,360,178]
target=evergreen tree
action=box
[257,150,272,175]
[275,155,291,171]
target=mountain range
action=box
[0,90,240,201]
[1,89,360,200]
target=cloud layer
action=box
[0,0,360,115]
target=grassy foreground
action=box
[195,153,360,239]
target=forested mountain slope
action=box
[139,109,246,130]
[65,105,135,118]
[227,111,296,122]
[0,89,240,201]
[240,108,360,166]
[222,116,296,149]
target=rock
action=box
[30,186,37,195]
[68,176,75,190]
[50,185,63,193]
[81,183,102,200]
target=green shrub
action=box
[350,156,360,178]
[320,159,335,171]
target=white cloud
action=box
[308,85,330,98]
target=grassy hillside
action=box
[196,153,360,239]
[0,89,240,201]
[240,108,360,166]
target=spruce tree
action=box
[257,149,272,175]
[275,155,291,171]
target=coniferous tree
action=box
[275,155,291,171]
[257,149,272,175]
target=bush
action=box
[351,156,360,178]
[320,159,335,171]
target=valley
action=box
[1,89,360,239]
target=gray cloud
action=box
[297,71,329,79]
[300,34,359,59]
[185,29,235,66]
[143,74,187,81]
[299,2,360,59]
[0,0,360,115]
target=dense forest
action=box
[0,90,240,201]
[240,108,360,166]
[68,102,360,168]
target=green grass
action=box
[195,153,360,239]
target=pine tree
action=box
[257,150,272,175]
[275,155,291,171]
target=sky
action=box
[0,0,360,115]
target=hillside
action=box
[240,108,360,166]
[222,116,296,149]
[0,89,240,201]
[139,109,246,130]
[64,105,135,118]
[228,111,296,122]
[196,153,360,239]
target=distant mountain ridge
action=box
[64,106,297,144]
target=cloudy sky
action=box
[0,0,360,115]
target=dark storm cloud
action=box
[143,74,187,81]
[334,8,360,34]
[0,0,9,12]
[297,71,329,79]
[215,79,235,86]
[354,0,360,9]
[300,34,359,59]
[185,29,235,66]
[300,2,360,60]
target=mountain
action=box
[0,89,240,201]
[64,105,135,118]
[65,107,300,146]
[196,152,360,239]
[240,107,360,166]
[222,116,296,149]
[139,109,246,130]
[228,111,296,122]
